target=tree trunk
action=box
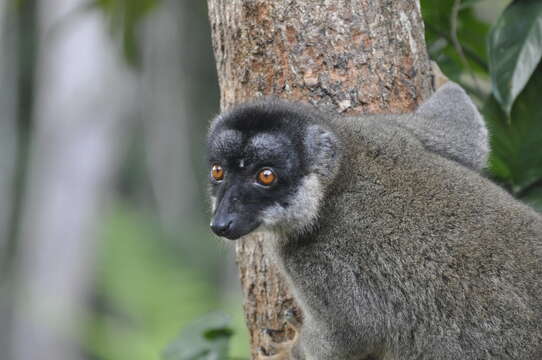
[142,0,200,234]
[207,0,432,358]
[11,1,136,359]
[0,0,18,264]
[0,0,19,352]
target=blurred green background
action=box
[1,0,541,359]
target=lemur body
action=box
[206,83,542,359]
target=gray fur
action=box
[208,83,542,359]
[304,125,343,183]
[402,82,489,171]
[260,174,324,236]
[248,133,294,161]
[276,114,542,359]
[213,129,244,158]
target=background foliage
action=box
[422,0,542,211]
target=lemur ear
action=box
[410,82,489,171]
[305,125,342,182]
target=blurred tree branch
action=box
[11,1,137,359]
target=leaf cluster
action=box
[93,0,160,67]
[423,0,542,210]
[162,312,237,360]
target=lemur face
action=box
[206,100,334,240]
[207,130,304,239]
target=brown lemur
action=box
[206,82,542,359]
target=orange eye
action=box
[257,168,276,186]
[211,164,224,181]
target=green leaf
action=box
[484,64,542,194]
[488,0,542,115]
[422,0,490,81]
[162,312,234,360]
[93,0,160,68]
[521,185,542,212]
[520,185,542,212]
[460,0,482,10]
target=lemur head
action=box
[207,99,342,240]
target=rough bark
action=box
[207,0,432,358]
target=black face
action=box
[207,100,312,240]
[208,131,304,239]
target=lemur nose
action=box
[210,218,233,237]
